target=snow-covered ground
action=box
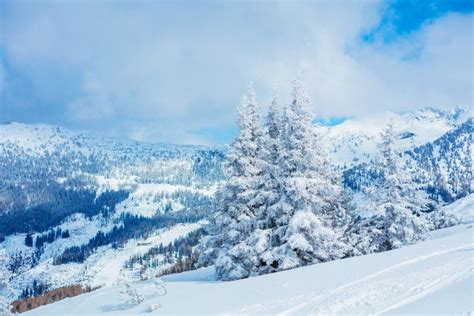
[1,213,115,295]
[115,183,217,218]
[25,224,474,315]
[2,220,202,299]
[83,223,202,288]
[444,194,474,224]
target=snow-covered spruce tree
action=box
[0,250,12,315]
[265,90,281,165]
[251,90,284,275]
[348,123,429,255]
[258,76,351,273]
[199,82,269,281]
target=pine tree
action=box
[349,123,429,255]
[25,233,33,247]
[251,90,284,274]
[382,127,431,217]
[265,89,281,165]
[0,249,13,315]
[202,78,353,280]
[200,82,268,280]
[258,76,350,272]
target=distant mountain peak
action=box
[318,106,472,167]
[403,106,469,125]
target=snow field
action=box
[25,225,473,315]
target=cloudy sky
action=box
[0,0,472,145]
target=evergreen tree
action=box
[257,76,350,273]
[0,249,12,315]
[242,90,287,276]
[379,124,430,215]
[201,78,358,280]
[349,123,429,254]
[200,82,268,280]
[265,89,281,165]
[25,233,33,247]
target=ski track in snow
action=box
[237,243,474,315]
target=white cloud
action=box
[255,12,473,119]
[0,1,472,144]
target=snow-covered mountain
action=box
[22,199,474,315]
[342,114,473,203]
[0,121,224,220]
[0,122,204,157]
[0,123,224,302]
[0,106,471,308]
[318,106,471,167]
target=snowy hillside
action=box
[0,121,224,222]
[3,221,202,293]
[443,194,474,224]
[343,115,473,203]
[24,224,474,315]
[0,122,223,302]
[0,122,203,157]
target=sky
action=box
[0,0,472,145]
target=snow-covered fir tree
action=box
[199,82,269,280]
[265,89,281,165]
[256,76,351,273]
[0,249,12,315]
[348,123,429,255]
[251,89,284,275]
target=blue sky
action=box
[0,0,472,145]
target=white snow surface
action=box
[83,223,202,288]
[1,220,201,300]
[25,225,474,315]
[1,213,116,297]
[115,183,216,217]
[443,194,474,224]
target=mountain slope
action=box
[343,117,473,203]
[0,122,224,224]
[0,123,223,301]
[24,224,474,315]
[408,118,473,202]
